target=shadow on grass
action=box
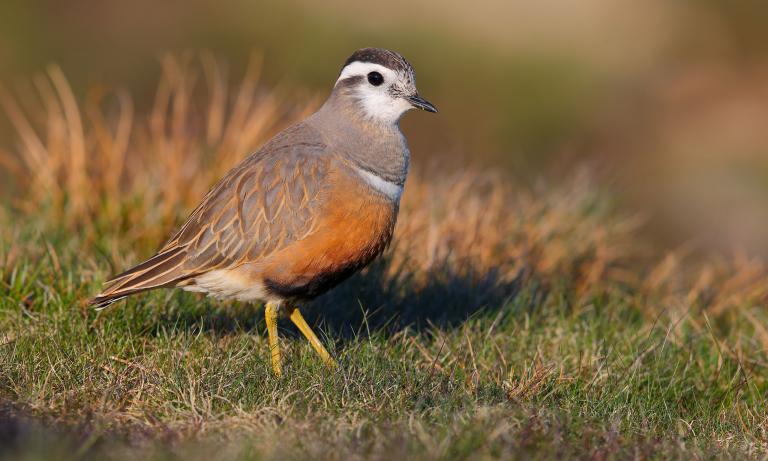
[147,256,524,340]
[305,258,523,339]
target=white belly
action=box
[183,269,269,302]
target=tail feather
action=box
[103,246,186,286]
[90,247,195,309]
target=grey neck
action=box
[307,88,410,186]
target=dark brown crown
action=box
[343,48,414,75]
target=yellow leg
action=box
[288,306,337,369]
[264,302,282,376]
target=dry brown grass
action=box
[2,54,768,460]
[0,52,316,254]
[1,53,767,325]
[0,53,634,297]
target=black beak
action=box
[407,94,438,113]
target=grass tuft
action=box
[1,55,767,459]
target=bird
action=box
[90,48,437,375]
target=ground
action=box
[1,58,767,460]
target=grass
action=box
[1,55,768,460]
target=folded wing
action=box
[91,123,329,308]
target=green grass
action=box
[1,224,766,460]
[1,59,766,459]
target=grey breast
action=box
[306,99,410,188]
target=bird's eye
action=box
[367,71,384,86]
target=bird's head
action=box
[333,48,437,125]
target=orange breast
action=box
[258,167,398,299]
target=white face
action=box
[336,62,415,124]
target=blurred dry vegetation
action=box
[1,0,768,458]
[1,53,768,457]
[1,0,767,314]
[1,50,766,345]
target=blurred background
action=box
[1,0,767,256]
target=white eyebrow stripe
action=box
[336,62,398,83]
[353,166,403,201]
